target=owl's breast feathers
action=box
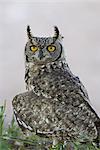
[13,60,100,144]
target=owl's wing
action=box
[32,66,100,140]
[12,90,53,134]
[13,108,33,132]
[68,73,100,119]
[12,92,34,133]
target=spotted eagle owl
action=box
[12,26,100,147]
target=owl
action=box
[12,26,100,147]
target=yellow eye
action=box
[47,45,56,52]
[30,45,38,52]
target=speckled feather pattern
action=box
[12,60,99,141]
[12,26,100,145]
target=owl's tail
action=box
[94,119,100,148]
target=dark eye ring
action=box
[30,45,38,52]
[47,45,56,52]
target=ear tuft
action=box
[54,26,59,39]
[27,25,33,40]
[53,26,64,42]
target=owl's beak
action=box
[38,50,44,60]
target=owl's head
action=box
[25,26,64,65]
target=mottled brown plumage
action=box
[12,26,100,147]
